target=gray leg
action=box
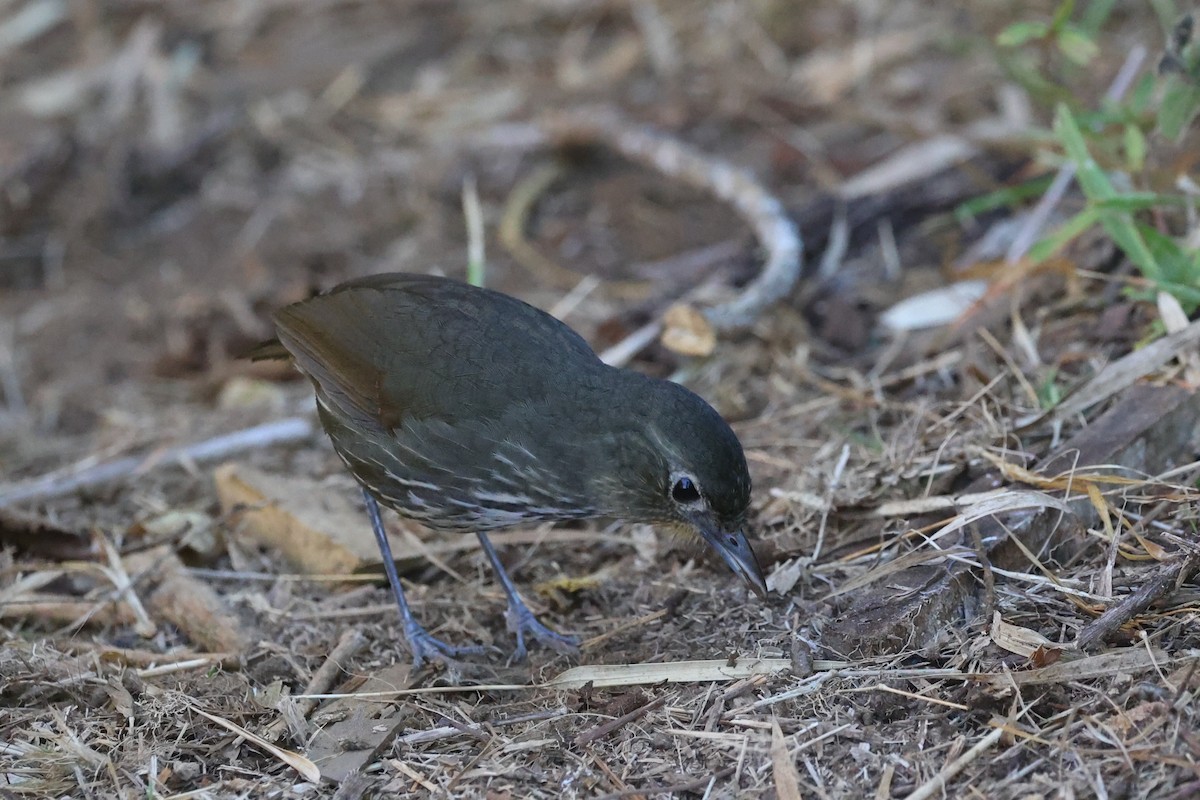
[475,531,579,662]
[363,490,484,668]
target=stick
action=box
[1072,552,1200,652]
[264,628,367,742]
[0,417,314,507]
[903,726,1005,800]
[574,694,669,747]
[546,111,803,333]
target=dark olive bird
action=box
[254,272,765,667]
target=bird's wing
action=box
[271,273,602,433]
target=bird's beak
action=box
[695,521,768,598]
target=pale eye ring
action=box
[671,476,702,504]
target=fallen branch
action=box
[545,110,803,334]
[1072,551,1200,652]
[0,416,314,507]
[574,694,668,747]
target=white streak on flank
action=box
[471,490,535,505]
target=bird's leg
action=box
[475,532,580,662]
[363,490,485,668]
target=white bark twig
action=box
[0,416,314,507]
[546,111,804,333]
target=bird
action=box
[252,272,766,667]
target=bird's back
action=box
[267,273,611,530]
[272,273,604,430]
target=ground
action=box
[2,1,1199,798]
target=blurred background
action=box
[0,0,1166,477]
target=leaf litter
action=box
[1,1,1197,798]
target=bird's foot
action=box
[503,599,579,664]
[403,620,488,671]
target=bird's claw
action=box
[404,621,488,671]
[504,601,579,664]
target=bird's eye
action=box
[671,476,702,504]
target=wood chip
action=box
[214,462,417,577]
[124,545,253,653]
[989,612,1056,659]
[304,663,412,785]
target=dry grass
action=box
[2,1,1198,798]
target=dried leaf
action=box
[191,705,320,783]
[660,303,716,357]
[990,611,1056,659]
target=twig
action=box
[813,443,849,561]
[816,206,849,279]
[573,694,668,747]
[99,536,157,637]
[1072,551,1200,652]
[546,110,803,333]
[598,320,663,368]
[548,274,602,320]
[0,416,314,507]
[264,628,367,742]
[388,761,439,794]
[56,641,238,670]
[137,657,231,679]
[903,726,1005,800]
[580,608,667,651]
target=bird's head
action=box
[600,374,766,597]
